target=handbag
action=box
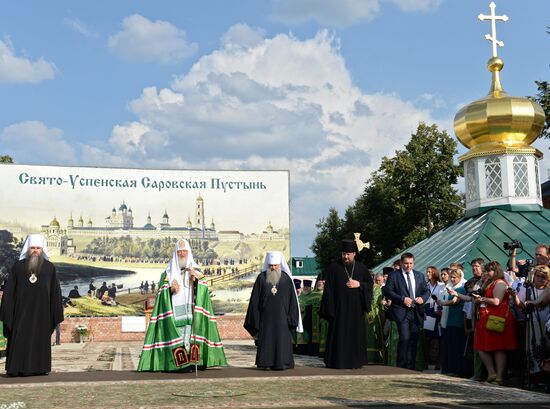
[484,282,509,333]
[486,314,506,332]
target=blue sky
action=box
[1,0,549,256]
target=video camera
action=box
[503,240,522,251]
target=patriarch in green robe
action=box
[137,239,227,371]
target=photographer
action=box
[510,243,549,279]
[515,265,550,386]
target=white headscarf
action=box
[19,234,49,260]
[262,251,303,333]
[168,239,199,311]
[448,268,466,290]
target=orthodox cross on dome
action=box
[478,2,509,58]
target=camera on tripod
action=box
[503,240,522,251]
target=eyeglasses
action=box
[535,253,546,257]
[535,274,548,279]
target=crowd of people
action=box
[1,232,549,394]
[286,242,550,391]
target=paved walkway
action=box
[6,339,328,373]
[1,339,322,373]
[0,341,549,409]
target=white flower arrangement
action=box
[75,324,88,336]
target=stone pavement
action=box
[1,341,550,409]
[0,339,324,373]
[1,339,322,373]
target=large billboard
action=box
[0,164,290,311]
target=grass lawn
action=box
[65,295,145,317]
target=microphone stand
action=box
[189,270,199,377]
[523,264,536,389]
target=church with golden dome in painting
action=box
[374,2,549,277]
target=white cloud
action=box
[0,38,56,84]
[63,17,98,38]
[270,0,443,27]
[83,25,442,253]
[107,14,197,64]
[0,121,76,164]
[220,23,265,50]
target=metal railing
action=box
[205,263,260,286]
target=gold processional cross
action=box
[478,1,509,57]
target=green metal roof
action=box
[372,207,550,279]
[291,256,320,277]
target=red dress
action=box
[474,280,517,352]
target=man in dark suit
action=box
[383,252,429,369]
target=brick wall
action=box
[54,314,251,343]
[216,314,252,340]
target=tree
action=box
[527,26,549,140]
[350,178,405,265]
[0,230,21,281]
[377,123,462,239]
[0,155,14,164]
[313,122,464,266]
[310,208,344,269]
[530,80,549,140]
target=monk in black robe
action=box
[320,239,373,369]
[244,251,302,370]
[0,234,64,376]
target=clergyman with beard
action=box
[320,239,373,368]
[0,234,63,376]
[137,239,227,372]
[244,251,302,370]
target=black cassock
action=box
[320,261,373,369]
[0,259,64,376]
[244,272,299,369]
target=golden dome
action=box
[454,57,545,162]
[50,217,60,227]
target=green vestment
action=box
[366,285,385,364]
[137,270,227,371]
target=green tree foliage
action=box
[310,208,344,269]
[0,155,14,164]
[529,80,549,140]
[312,122,464,267]
[0,230,22,281]
[83,236,217,262]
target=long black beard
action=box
[26,254,43,276]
